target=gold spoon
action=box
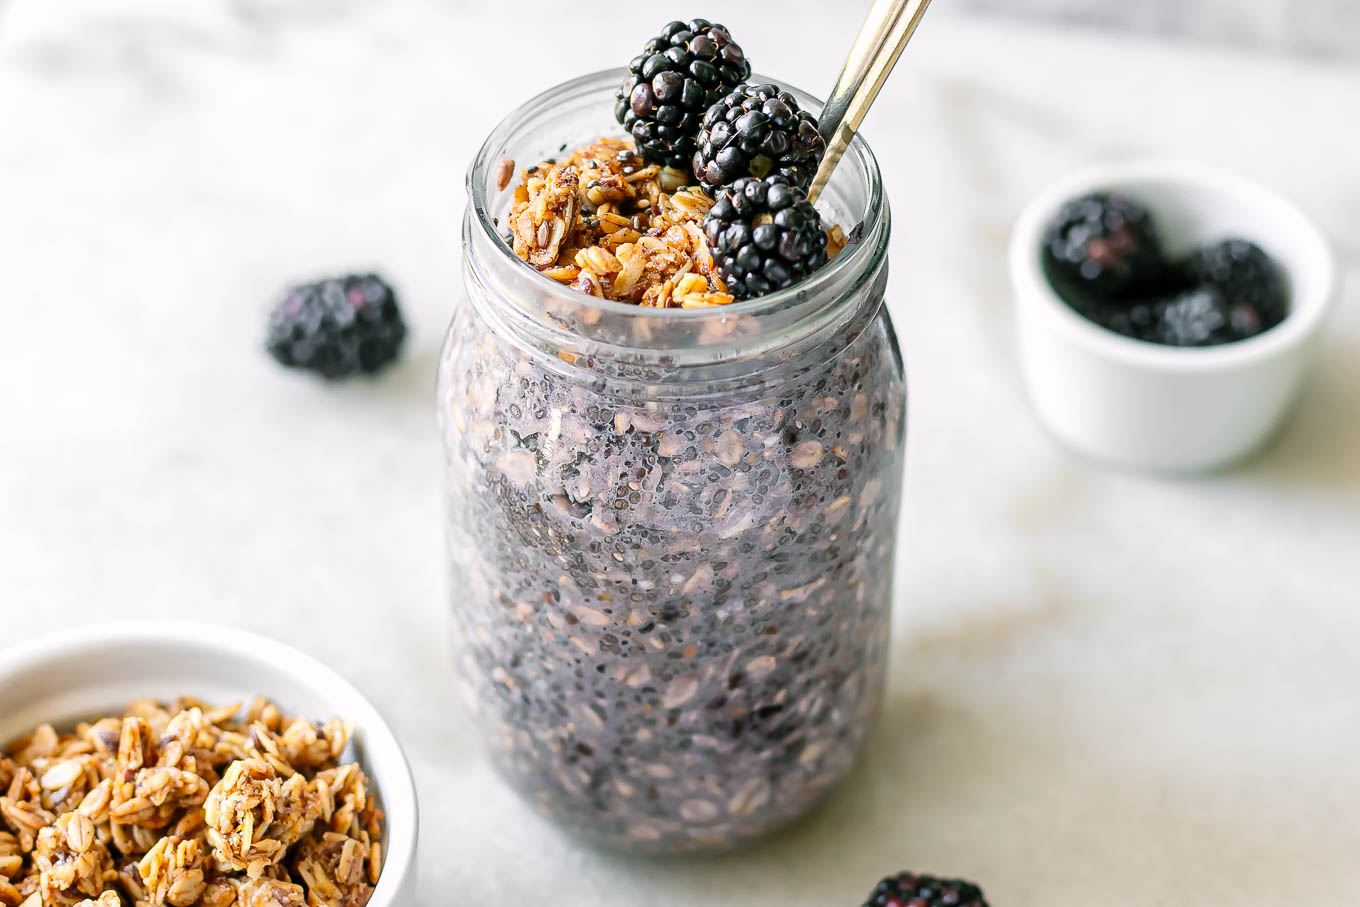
[808,0,936,203]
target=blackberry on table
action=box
[1185,238,1287,337]
[863,871,990,907]
[614,19,750,169]
[702,175,828,299]
[1042,191,1168,303]
[693,83,825,193]
[266,273,406,379]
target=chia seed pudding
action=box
[439,63,905,852]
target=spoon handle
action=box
[808,0,934,203]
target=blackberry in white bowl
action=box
[1012,159,1336,472]
[1186,238,1289,336]
[1039,191,1290,350]
[1041,191,1168,302]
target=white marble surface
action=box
[1,1,1358,904]
[955,0,1360,60]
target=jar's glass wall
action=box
[439,70,906,853]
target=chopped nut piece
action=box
[73,893,120,907]
[0,832,21,880]
[510,164,580,267]
[204,759,323,876]
[33,811,113,901]
[138,835,206,906]
[826,223,848,260]
[494,156,514,192]
[293,833,375,907]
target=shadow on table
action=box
[359,341,443,406]
[571,590,1324,905]
[553,597,1046,904]
[1231,340,1360,489]
[578,687,1006,905]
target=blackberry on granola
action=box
[503,19,842,307]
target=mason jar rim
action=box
[466,67,887,324]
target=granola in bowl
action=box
[0,698,382,907]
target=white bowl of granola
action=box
[0,622,417,907]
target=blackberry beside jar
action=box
[438,70,905,853]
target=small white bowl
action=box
[1011,159,1336,472]
[0,622,418,906]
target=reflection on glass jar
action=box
[439,70,905,853]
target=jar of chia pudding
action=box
[439,69,904,853]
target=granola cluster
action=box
[504,137,845,308]
[0,699,382,907]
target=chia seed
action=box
[438,296,905,852]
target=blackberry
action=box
[693,83,825,192]
[1155,285,1233,347]
[1042,191,1168,303]
[266,273,406,379]
[863,871,989,907]
[614,19,750,169]
[1185,238,1287,336]
[702,175,828,299]
[1090,297,1164,343]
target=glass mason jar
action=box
[439,70,905,853]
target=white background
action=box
[1,1,1358,903]
[955,0,1360,59]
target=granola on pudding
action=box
[504,137,846,308]
[0,698,382,907]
